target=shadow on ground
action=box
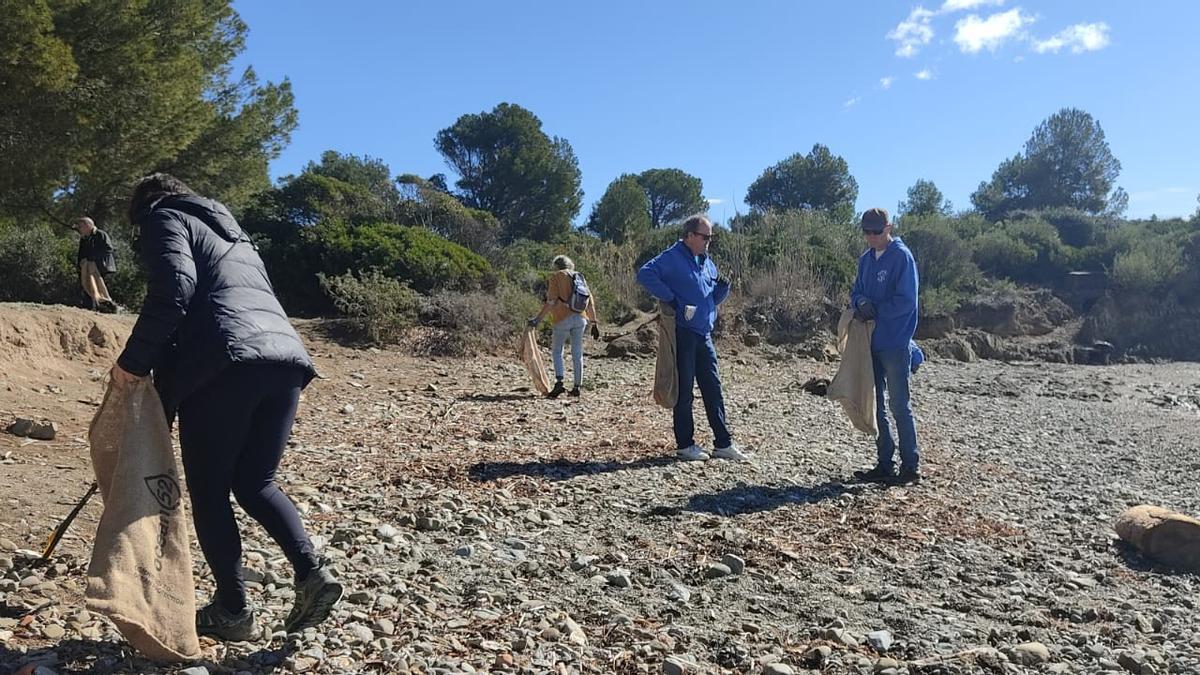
[456,392,540,403]
[0,639,296,675]
[469,456,677,482]
[645,480,859,518]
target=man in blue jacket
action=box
[637,215,747,462]
[850,208,922,484]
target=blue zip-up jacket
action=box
[850,237,919,352]
[637,240,730,336]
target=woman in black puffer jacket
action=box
[111,174,342,641]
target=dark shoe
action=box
[568,387,581,397]
[196,598,255,642]
[97,299,118,314]
[852,465,897,483]
[285,564,343,633]
[547,381,566,399]
[897,468,922,484]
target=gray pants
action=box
[551,313,587,387]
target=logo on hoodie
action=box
[876,269,889,283]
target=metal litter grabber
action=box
[40,482,99,561]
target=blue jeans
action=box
[872,347,920,472]
[674,327,732,450]
[551,313,586,387]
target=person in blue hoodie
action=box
[849,207,922,484]
[637,215,748,462]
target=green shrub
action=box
[1111,239,1182,293]
[347,222,491,293]
[902,222,980,292]
[256,219,492,314]
[920,286,967,316]
[416,289,524,356]
[104,233,147,310]
[803,246,856,293]
[971,229,1038,281]
[740,261,829,343]
[1037,207,1109,248]
[0,220,77,304]
[318,271,419,344]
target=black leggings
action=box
[178,363,317,613]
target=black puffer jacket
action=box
[77,229,116,274]
[117,195,316,419]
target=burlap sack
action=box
[86,380,201,661]
[80,259,114,306]
[826,309,878,437]
[519,327,551,395]
[652,301,678,409]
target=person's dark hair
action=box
[128,173,196,223]
[552,254,574,271]
[681,214,712,235]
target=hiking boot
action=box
[568,386,581,397]
[852,465,897,483]
[712,443,750,461]
[196,599,255,642]
[546,381,566,399]
[676,445,710,461]
[97,299,118,314]
[897,467,922,484]
[285,563,344,633]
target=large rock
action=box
[929,336,976,362]
[916,314,955,339]
[605,323,657,358]
[956,288,1073,337]
[1114,504,1200,572]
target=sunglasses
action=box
[691,232,714,241]
[861,228,885,236]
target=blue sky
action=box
[231,1,1200,222]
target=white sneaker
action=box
[676,445,710,461]
[712,443,750,461]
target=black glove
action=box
[591,324,601,340]
[715,274,731,288]
[854,299,877,321]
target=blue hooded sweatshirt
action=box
[637,240,730,336]
[850,237,919,352]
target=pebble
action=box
[663,655,699,674]
[705,563,733,579]
[1008,642,1051,666]
[867,629,894,652]
[606,569,632,588]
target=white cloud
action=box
[705,197,724,206]
[888,7,936,58]
[879,76,895,90]
[941,0,1004,12]
[1033,22,1111,54]
[915,69,934,80]
[843,97,861,108]
[954,8,1035,53]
